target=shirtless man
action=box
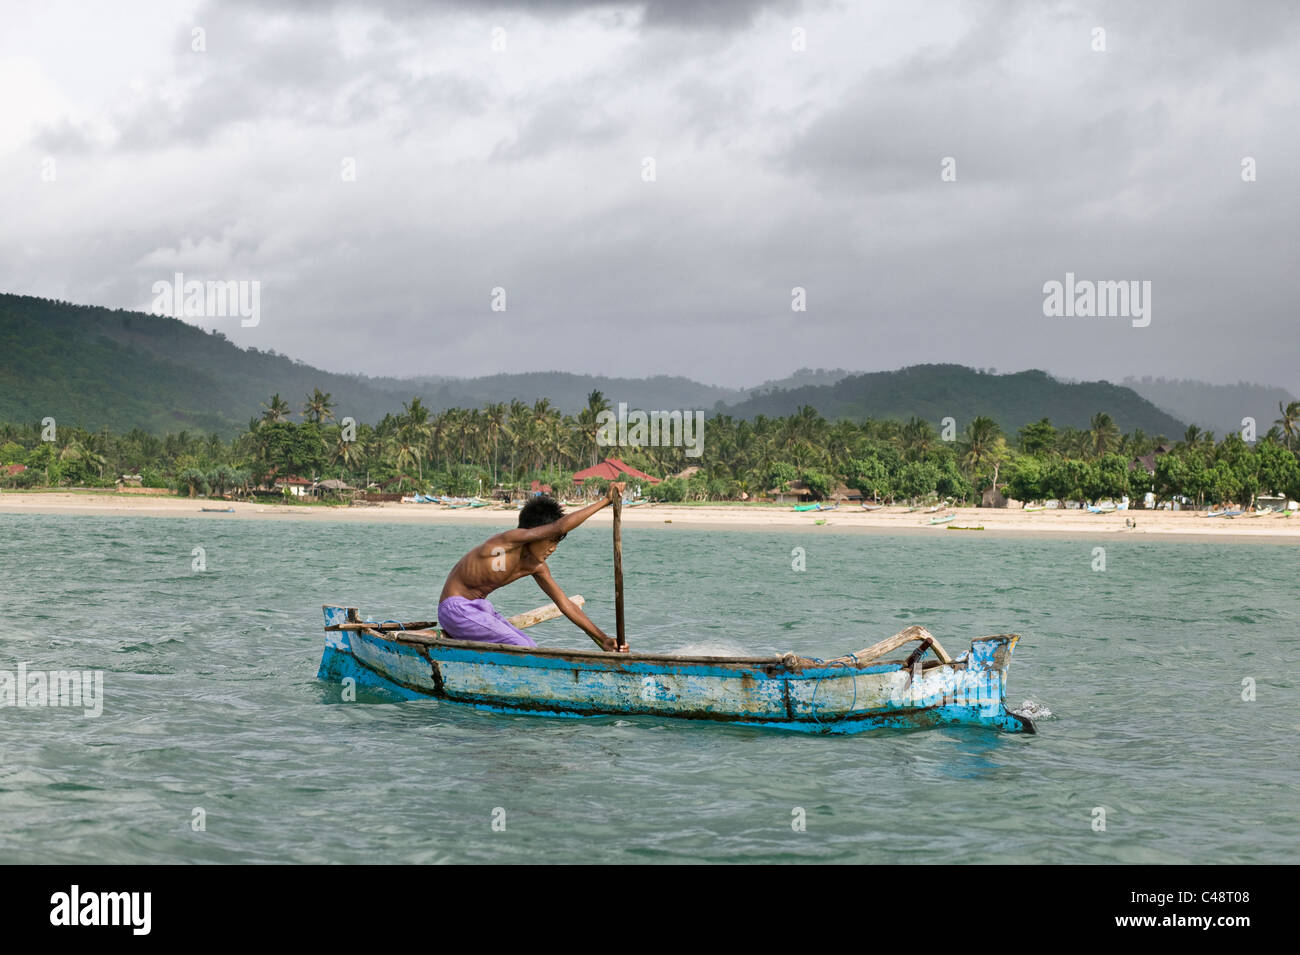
[436,482,629,652]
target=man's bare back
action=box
[438,482,628,652]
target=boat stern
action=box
[877,632,1035,733]
[966,633,1035,733]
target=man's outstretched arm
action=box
[502,482,625,544]
[532,563,627,652]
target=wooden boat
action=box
[792,503,819,512]
[927,514,956,525]
[923,503,946,513]
[947,524,983,531]
[861,503,884,511]
[201,507,235,513]
[317,606,1035,735]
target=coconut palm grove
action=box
[3,388,1299,509]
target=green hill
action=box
[1122,376,1295,439]
[1,294,1187,437]
[716,364,1187,436]
[0,294,413,435]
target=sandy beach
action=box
[2,490,1297,541]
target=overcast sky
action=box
[3,0,1297,390]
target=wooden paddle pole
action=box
[612,492,626,649]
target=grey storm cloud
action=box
[2,0,1298,392]
[220,0,800,30]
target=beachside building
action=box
[1129,443,1173,478]
[317,478,354,497]
[768,479,815,504]
[572,458,661,487]
[829,483,863,503]
[274,475,314,497]
[1128,443,1172,507]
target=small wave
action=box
[1222,608,1283,625]
[1014,699,1053,719]
[114,636,185,653]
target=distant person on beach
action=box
[437,483,629,651]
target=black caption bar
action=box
[0,865,1275,943]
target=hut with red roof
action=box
[571,458,661,486]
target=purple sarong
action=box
[437,596,538,647]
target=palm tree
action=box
[483,402,507,483]
[261,394,292,423]
[396,398,433,481]
[531,399,559,470]
[899,417,937,462]
[391,436,422,487]
[1274,400,1300,450]
[1180,425,1215,459]
[1120,428,1151,459]
[303,388,335,424]
[1058,427,1090,459]
[58,439,102,481]
[505,400,529,480]
[204,432,225,465]
[576,390,611,467]
[1087,412,1121,459]
[958,416,1002,480]
[333,424,364,478]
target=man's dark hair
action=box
[519,494,564,531]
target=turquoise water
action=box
[1,512,1296,863]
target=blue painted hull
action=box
[317,606,1035,735]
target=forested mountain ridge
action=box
[2,294,1190,437]
[717,365,1187,435]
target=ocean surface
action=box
[2,512,1297,864]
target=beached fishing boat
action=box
[947,524,983,531]
[317,606,1035,734]
[927,514,956,525]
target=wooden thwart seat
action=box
[816,625,953,668]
